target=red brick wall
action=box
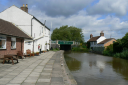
[0,37,24,55]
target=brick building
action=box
[0,19,32,57]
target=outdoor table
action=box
[3,54,18,65]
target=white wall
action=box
[0,5,50,53]
[97,36,106,43]
[0,6,33,36]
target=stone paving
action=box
[0,51,71,85]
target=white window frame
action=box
[11,37,16,49]
[0,39,6,49]
[0,35,6,49]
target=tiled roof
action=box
[88,36,100,42]
[0,19,32,39]
[98,38,115,44]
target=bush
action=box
[114,49,128,59]
[72,47,88,52]
[102,50,113,56]
[87,42,90,49]
[102,44,113,56]
[82,45,87,48]
[113,42,123,53]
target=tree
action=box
[121,33,128,48]
[51,25,84,43]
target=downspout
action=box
[31,17,34,37]
[21,39,22,52]
[31,17,34,52]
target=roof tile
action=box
[0,19,32,39]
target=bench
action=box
[17,51,24,59]
[3,54,18,65]
[25,49,32,57]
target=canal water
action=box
[64,52,128,85]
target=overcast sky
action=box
[1,0,128,41]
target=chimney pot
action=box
[26,4,28,7]
[90,34,93,38]
[100,31,104,36]
[21,4,28,13]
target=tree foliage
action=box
[121,33,128,48]
[51,25,84,43]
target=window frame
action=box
[11,37,16,49]
[0,39,6,49]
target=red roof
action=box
[0,19,32,39]
[88,36,100,42]
[98,38,115,44]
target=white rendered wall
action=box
[0,5,50,53]
[0,6,33,36]
[97,36,106,44]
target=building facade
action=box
[0,19,32,57]
[0,4,50,53]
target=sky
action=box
[0,0,128,42]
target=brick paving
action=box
[0,51,72,85]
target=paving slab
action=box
[0,51,77,85]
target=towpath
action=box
[0,51,76,85]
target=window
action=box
[113,41,115,43]
[28,41,31,45]
[94,42,96,45]
[11,37,16,49]
[0,35,6,49]
[0,39,6,49]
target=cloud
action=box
[2,0,94,17]
[1,0,128,42]
[87,0,128,16]
[30,8,128,41]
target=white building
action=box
[0,4,50,53]
[88,31,116,49]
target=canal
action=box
[64,52,128,85]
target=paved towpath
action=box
[0,51,72,85]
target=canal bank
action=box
[0,51,77,85]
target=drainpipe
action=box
[31,17,34,37]
[31,17,34,52]
[21,39,22,52]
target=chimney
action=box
[20,4,28,13]
[100,31,104,36]
[90,34,93,38]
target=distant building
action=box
[87,31,116,53]
[0,4,50,53]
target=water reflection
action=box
[89,61,105,73]
[112,58,128,80]
[65,54,81,71]
[64,52,128,85]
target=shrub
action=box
[82,45,87,48]
[103,44,113,56]
[113,42,123,53]
[113,49,128,59]
[72,47,88,52]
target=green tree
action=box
[51,25,84,43]
[121,33,128,48]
